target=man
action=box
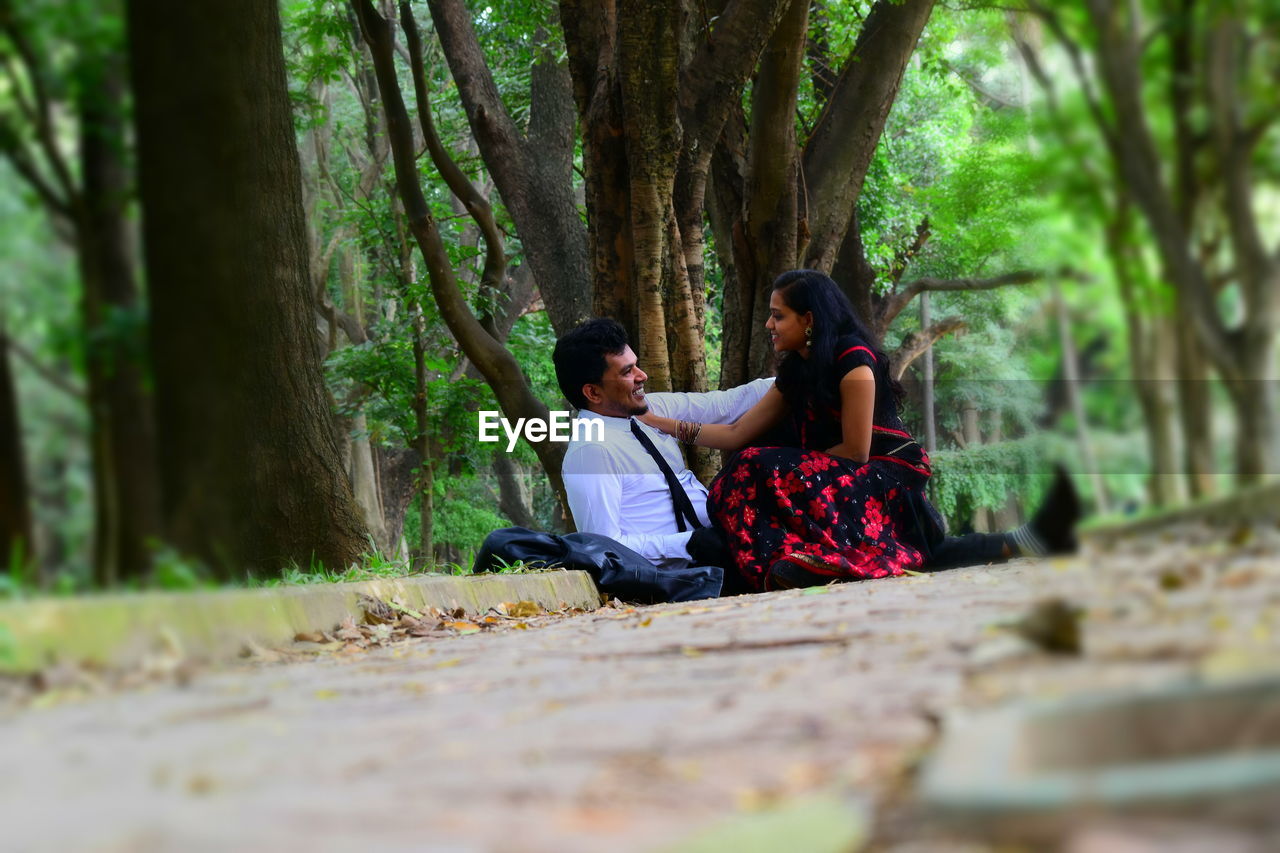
[553,318,768,588]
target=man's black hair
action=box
[553,318,630,410]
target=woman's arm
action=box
[825,366,875,463]
[638,385,787,451]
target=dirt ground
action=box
[4,519,1280,852]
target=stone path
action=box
[4,520,1280,852]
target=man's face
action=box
[583,346,649,417]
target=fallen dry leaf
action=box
[334,616,364,641]
[507,601,543,619]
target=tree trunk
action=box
[562,0,790,388]
[427,0,591,337]
[732,0,809,384]
[0,331,32,571]
[1053,281,1109,515]
[376,446,419,559]
[410,301,433,568]
[75,53,163,585]
[353,0,570,510]
[492,453,535,530]
[1106,198,1182,508]
[919,293,937,453]
[1143,313,1182,507]
[346,412,388,552]
[801,0,935,271]
[717,0,934,376]
[128,0,368,577]
[960,401,989,532]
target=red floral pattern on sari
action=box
[708,447,928,592]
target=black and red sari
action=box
[707,336,936,592]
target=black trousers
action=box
[925,531,1011,571]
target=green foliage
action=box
[929,435,1060,522]
[434,498,509,552]
[150,547,208,591]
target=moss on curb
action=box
[0,571,601,674]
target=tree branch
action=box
[889,317,966,381]
[0,115,72,219]
[0,10,79,206]
[351,0,568,500]
[878,269,1048,330]
[400,1,504,336]
[801,0,935,271]
[3,336,84,397]
[1024,0,1118,153]
[1204,15,1272,324]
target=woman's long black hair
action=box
[772,269,901,413]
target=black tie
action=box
[630,419,703,532]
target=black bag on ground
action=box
[472,527,723,603]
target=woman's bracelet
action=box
[674,419,703,444]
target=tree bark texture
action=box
[128,0,368,576]
[561,0,791,393]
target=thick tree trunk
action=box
[0,332,32,570]
[709,106,752,389]
[733,0,808,384]
[128,0,368,576]
[75,54,163,585]
[562,0,789,387]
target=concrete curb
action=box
[0,570,601,674]
[1079,481,1280,549]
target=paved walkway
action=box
[5,521,1280,851]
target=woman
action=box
[640,270,1065,592]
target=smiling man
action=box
[552,319,772,585]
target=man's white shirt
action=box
[561,379,774,569]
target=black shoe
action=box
[766,555,840,590]
[1011,466,1081,556]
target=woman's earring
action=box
[804,326,813,346]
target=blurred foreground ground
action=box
[4,518,1280,852]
